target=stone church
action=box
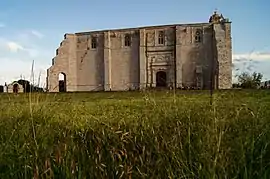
[47,11,232,92]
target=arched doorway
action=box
[156,71,167,87]
[13,83,19,93]
[59,72,66,92]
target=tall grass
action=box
[0,90,270,178]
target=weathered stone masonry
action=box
[47,11,232,92]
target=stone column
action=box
[169,63,175,87]
[104,31,112,91]
[139,29,146,89]
[175,26,183,88]
[152,70,156,87]
[213,23,232,89]
[67,34,77,92]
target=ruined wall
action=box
[175,23,214,89]
[213,22,232,89]
[76,33,104,91]
[47,34,77,92]
[47,15,232,92]
[104,30,140,91]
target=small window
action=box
[91,36,97,49]
[195,30,202,43]
[56,49,59,55]
[158,31,165,44]
[124,34,131,46]
[52,58,55,65]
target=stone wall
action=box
[175,23,214,89]
[47,34,77,92]
[213,23,232,89]
[7,83,24,93]
[106,30,140,91]
[76,32,104,91]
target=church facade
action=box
[47,11,232,92]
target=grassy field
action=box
[0,90,270,178]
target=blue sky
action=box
[0,0,269,86]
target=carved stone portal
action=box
[146,54,174,87]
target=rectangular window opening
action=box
[91,37,97,49]
[158,31,165,44]
[125,34,131,47]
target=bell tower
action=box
[210,10,232,89]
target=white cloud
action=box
[232,49,270,81]
[30,30,44,39]
[4,40,39,58]
[7,41,24,52]
[233,49,270,62]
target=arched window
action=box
[158,31,165,44]
[91,36,97,49]
[59,72,67,92]
[13,83,19,93]
[124,34,131,46]
[195,29,202,43]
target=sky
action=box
[0,0,269,87]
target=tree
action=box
[237,71,263,89]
